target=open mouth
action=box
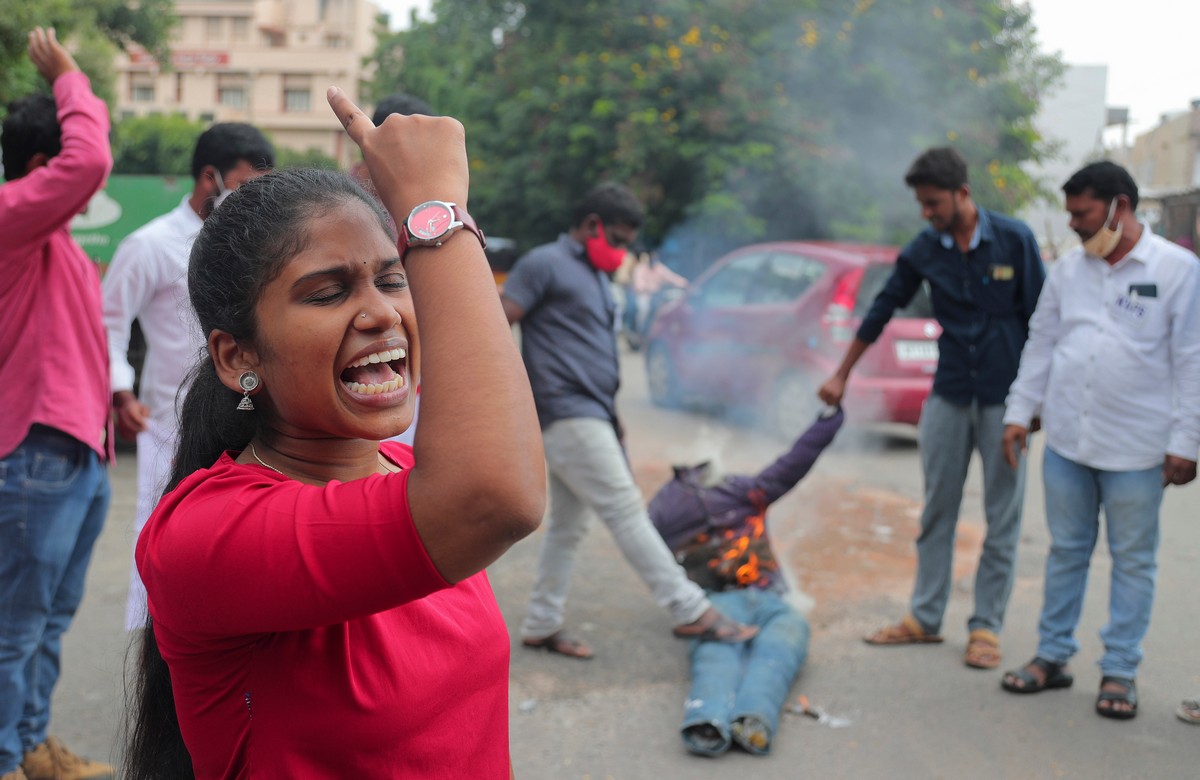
[340,347,407,395]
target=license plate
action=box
[895,340,938,361]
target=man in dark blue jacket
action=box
[818,147,1045,670]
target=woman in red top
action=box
[124,90,545,778]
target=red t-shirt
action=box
[136,442,510,779]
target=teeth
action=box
[345,374,406,395]
[348,348,407,368]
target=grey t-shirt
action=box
[503,234,620,429]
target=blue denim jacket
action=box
[857,208,1045,406]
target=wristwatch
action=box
[400,200,486,262]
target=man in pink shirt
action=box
[0,28,116,780]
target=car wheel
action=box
[646,342,681,408]
[772,370,820,440]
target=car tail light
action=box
[822,268,863,344]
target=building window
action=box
[219,87,247,108]
[232,17,250,42]
[132,84,155,102]
[284,88,312,112]
[199,112,216,123]
[206,17,223,42]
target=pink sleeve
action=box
[141,463,450,638]
[0,72,112,252]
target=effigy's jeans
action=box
[681,588,809,756]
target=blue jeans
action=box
[911,395,1025,635]
[681,589,809,756]
[1036,447,1163,679]
[0,427,110,772]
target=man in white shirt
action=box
[102,123,274,631]
[999,161,1200,721]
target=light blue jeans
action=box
[681,589,809,756]
[911,395,1025,635]
[521,417,710,640]
[0,426,110,773]
[1035,447,1163,679]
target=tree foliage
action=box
[371,0,1061,271]
[0,0,176,113]
[111,114,204,175]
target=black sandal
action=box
[1095,676,1137,720]
[1001,657,1074,694]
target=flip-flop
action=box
[1001,657,1074,693]
[1095,676,1137,720]
[1176,698,1200,725]
[672,607,758,643]
[522,631,594,660]
[864,614,944,645]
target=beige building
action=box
[115,0,380,166]
[1128,100,1200,251]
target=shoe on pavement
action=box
[21,737,114,780]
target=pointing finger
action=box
[326,86,373,147]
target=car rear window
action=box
[853,263,934,319]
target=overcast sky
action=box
[372,0,1200,138]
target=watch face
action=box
[408,202,455,241]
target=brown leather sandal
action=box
[522,631,594,660]
[864,614,944,645]
[964,629,1001,669]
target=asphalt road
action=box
[51,345,1199,778]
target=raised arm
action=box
[327,88,545,583]
[0,28,111,253]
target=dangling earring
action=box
[237,370,260,411]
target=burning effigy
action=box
[647,406,843,757]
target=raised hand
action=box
[325,86,469,222]
[27,27,79,84]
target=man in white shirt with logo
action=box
[999,161,1200,721]
[102,123,273,631]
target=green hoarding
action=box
[70,175,189,270]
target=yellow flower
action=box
[987,160,1001,176]
[968,68,979,81]
[712,43,723,53]
[681,26,701,46]
[653,15,667,29]
[995,177,1007,190]
[599,52,610,63]
[947,130,959,141]
[667,43,682,61]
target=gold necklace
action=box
[250,442,399,476]
[249,443,285,475]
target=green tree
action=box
[111,114,204,175]
[1,0,176,112]
[371,0,1060,268]
[275,146,341,170]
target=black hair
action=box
[1,93,61,181]
[570,182,646,230]
[124,168,389,780]
[371,92,435,125]
[904,146,969,191]
[1062,161,1139,210]
[190,122,276,180]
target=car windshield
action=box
[853,263,934,319]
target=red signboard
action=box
[128,50,230,68]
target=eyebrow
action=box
[290,256,403,290]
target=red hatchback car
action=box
[644,241,940,436]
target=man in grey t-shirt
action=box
[501,183,757,659]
